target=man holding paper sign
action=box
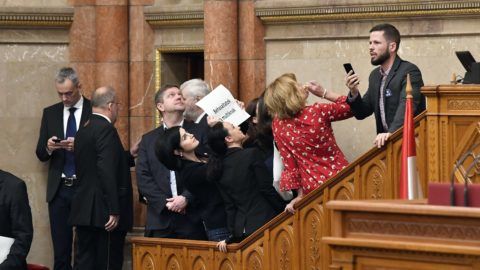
[0,170,33,269]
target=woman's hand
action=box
[217,240,227,253]
[306,81,326,98]
[207,115,221,127]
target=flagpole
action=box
[399,74,422,199]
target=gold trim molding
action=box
[0,12,73,28]
[256,1,480,24]
[154,46,205,126]
[146,12,203,28]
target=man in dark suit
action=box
[180,79,211,135]
[345,23,425,148]
[0,170,33,270]
[136,84,206,239]
[69,86,133,270]
[35,67,92,270]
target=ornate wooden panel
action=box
[269,221,298,270]
[130,84,480,270]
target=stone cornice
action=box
[145,12,204,28]
[0,7,73,29]
[256,1,480,24]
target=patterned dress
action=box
[272,96,352,194]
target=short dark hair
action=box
[154,84,179,104]
[370,23,401,52]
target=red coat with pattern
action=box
[272,96,352,194]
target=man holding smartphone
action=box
[345,23,425,148]
[35,67,92,270]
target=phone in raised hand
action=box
[343,63,355,74]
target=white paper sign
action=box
[196,84,250,126]
[0,236,14,264]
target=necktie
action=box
[63,107,77,177]
[379,73,389,132]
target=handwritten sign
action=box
[196,84,250,126]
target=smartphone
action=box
[343,63,355,74]
[52,138,62,143]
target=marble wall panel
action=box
[0,0,69,7]
[0,44,68,267]
[150,0,203,12]
[154,27,204,47]
[266,21,480,161]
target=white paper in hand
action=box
[195,84,250,126]
[0,236,14,264]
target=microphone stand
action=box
[450,142,480,206]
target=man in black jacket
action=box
[69,86,133,270]
[35,67,91,270]
[0,170,33,270]
[345,23,425,148]
[136,84,206,239]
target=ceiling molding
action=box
[256,1,480,24]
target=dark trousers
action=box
[48,183,76,270]
[74,226,127,270]
[145,215,206,240]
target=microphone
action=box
[450,142,480,206]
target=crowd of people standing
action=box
[0,23,426,270]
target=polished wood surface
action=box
[131,85,480,269]
[325,200,480,269]
[131,112,428,270]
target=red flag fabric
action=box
[399,74,423,199]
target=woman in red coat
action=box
[264,73,352,213]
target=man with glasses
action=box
[35,67,92,270]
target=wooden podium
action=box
[324,200,480,270]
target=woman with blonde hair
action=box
[264,73,352,213]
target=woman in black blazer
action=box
[207,120,285,246]
[155,127,229,243]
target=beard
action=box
[371,49,390,66]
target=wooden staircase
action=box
[131,84,480,270]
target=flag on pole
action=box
[399,74,423,199]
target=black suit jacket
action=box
[35,97,92,202]
[348,56,425,134]
[136,121,204,231]
[216,147,285,239]
[0,170,33,270]
[69,115,133,231]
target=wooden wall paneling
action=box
[330,176,355,201]
[426,115,441,183]
[298,195,324,270]
[269,218,295,270]
[360,154,387,200]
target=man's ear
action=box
[389,42,397,53]
[156,102,164,112]
[173,149,182,156]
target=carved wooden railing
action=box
[132,85,480,270]
[131,111,429,270]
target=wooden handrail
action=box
[131,112,429,270]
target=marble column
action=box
[204,0,239,97]
[128,0,154,227]
[69,0,129,146]
[238,0,266,103]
